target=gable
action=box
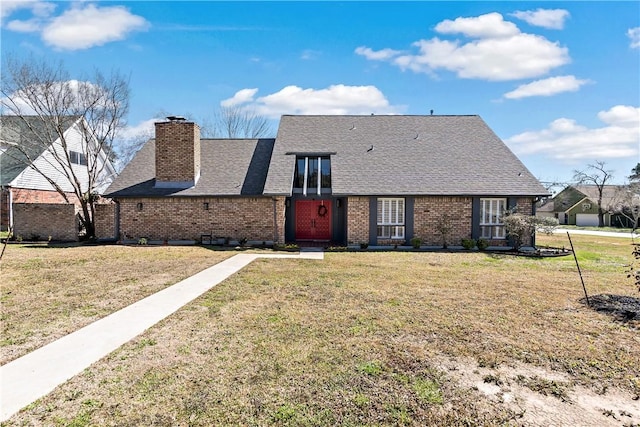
[0,116,79,187]
[264,115,548,196]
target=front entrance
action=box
[295,200,331,241]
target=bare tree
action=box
[613,182,640,230]
[573,161,614,227]
[204,105,272,138]
[1,56,128,238]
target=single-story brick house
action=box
[102,115,548,247]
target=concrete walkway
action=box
[553,228,639,239]
[0,250,324,422]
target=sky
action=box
[1,0,639,189]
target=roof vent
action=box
[166,116,186,122]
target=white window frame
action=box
[296,156,330,196]
[377,198,405,239]
[480,198,506,239]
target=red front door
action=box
[295,200,332,241]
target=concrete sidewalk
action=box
[0,250,324,421]
[553,228,639,239]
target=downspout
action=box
[8,188,13,231]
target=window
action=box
[69,151,87,166]
[377,198,405,239]
[480,198,506,239]
[293,156,331,195]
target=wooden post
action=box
[567,231,590,307]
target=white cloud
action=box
[118,118,157,141]
[0,0,55,24]
[1,80,119,116]
[506,105,640,160]
[223,85,404,118]
[354,46,402,61]
[504,75,592,99]
[220,88,259,107]
[628,27,640,49]
[41,4,149,50]
[301,49,321,60]
[6,18,41,32]
[511,9,570,30]
[356,12,569,81]
[435,12,519,38]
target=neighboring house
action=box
[0,115,116,233]
[103,115,548,247]
[537,184,631,227]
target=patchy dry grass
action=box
[3,234,640,426]
[0,243,235,364]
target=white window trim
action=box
[480,198,506,239]
[377,198,405,239]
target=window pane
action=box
[308,158,318,189]
[377,200,383,223]
[294,158,305,188]
[321,157,331,188]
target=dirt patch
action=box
[438,356,640,426]
[581,294,640,324]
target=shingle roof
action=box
[263,115,548,196]
[573,185,624,207]
[105,138,275,197]
[0,115,78,185]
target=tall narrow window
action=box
[480,198,506,239]
[377,198,405,239]
[293,156,331,195]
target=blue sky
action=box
[2,1,639,188]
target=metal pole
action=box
[567,231,590,307]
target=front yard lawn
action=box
[0,244,234,364]
[3,234,639,426]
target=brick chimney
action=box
[154,117,200,187]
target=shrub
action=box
[461,238,476,250]
[360,242,369,249]
[410,236,422,249]
[477,238,489,250]
[503,212,558,250]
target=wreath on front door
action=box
[317,204,328,217]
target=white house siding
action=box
[10,120,115,194]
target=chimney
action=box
[154,116,200,188]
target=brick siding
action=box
[347,196,369,244]
[1,188,81,231]
[13,203,78,241]
[413,196,473,246]
[95,203,117,240]
[117,196,285,243]
[155,120,200,183]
